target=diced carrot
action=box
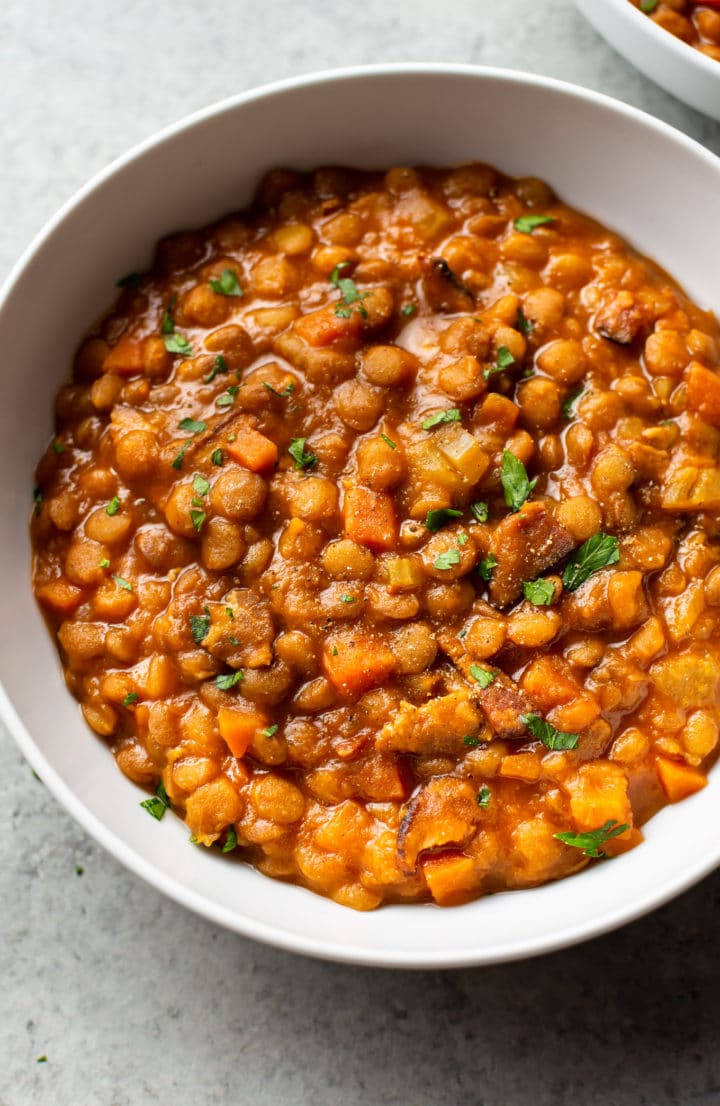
[294,305,363,348]
[35,579,83,615]
[343,486,397,551]
[322,633,397,698]
[102,336,145,375]
[218,706,267,758]
[685,362,720,426]
[422,852,478,905]
[656,756,707,802]
[226,428,278,472]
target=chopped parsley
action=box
[191,471,211,497]
[463,735,481,748]
[33,487,43,516]
[425,507,462,532]
[106,496,120,516]
[470,501,489,524]
[500,450,537,512]
[521,713,579,751]
[562,388,584,419]
[484,344,516,381]
[164,333,193,357]
[513,214,556,234]
[332,646,339,656]
[225,606,235,620]
[470,664,496,689]
[330,261,369,319]
[140,781,170,821]
[381,433,397,450]
[122,692,139,707]
[112,575,133,592]
[476,784,492,809]
[222,826,238,853]
[422,407,461,431]
[205,355,229,383]
[288,437,317,470]
[262,724,279,737]
[516,306,533,335]
[554,819,629,858]
[640,0,658,11]
[189,607,211,644]
[263,380,295,398]
[341,594,357,604]
[37,1055,48,1064]
[99,557,110,569]
[189,508,206,533]
[216,385,239,407]
[209,268,243,297]
[457,532,469,547]
[171,441,192,470]
[401,303,417,317]
[52,439,66,454]
[433,548,462,570]
[523,578,555,606]
[211,448,223,466]
[216,670,244,690]
[562,533,620,592]
[161,295,177,334]
[179,417,207,435]
[478,554,498,582]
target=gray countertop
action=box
[2,3,720,1103]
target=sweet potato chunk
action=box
[656,757,707,802]
[563,762,632,834]
[377,691,483,756]
[422,852,479,905]
[489,502,574,608]
[322,631,397,697]
[397,776,481,874]
[343,486,398,550]
[686,362,720,426]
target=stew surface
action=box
[630,0,720,60]
[31,163,720,909]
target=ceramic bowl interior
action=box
[2,64,720,967]
[575,0,720,121]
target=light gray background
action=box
[2,3,720,1104]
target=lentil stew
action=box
[31,163,720,909]
[631,0,720,61]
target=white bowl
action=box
[2,64,720,968]
[575,0,720,121]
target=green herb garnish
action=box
[522,578,555,606]
[189,607,211,644]
[470,664,495,689]
[562,533,620,593]
[422,408,461,431]
[562,388,583,419]
[640,0,658,11]
[164,333,193,357]
[263,380,295,398]
[470,502,489,524]
[521,713,579,750]
[52,439,66,454]
[209,268,243,297]
[341,594,357,604]
[106,496,120,516]
[216,385,239,408]
[140,781,170,821]
[189,509,206,533]
[288,437,317,470]
[178,417,207,435]
[425,507,462,532]
[192,473,210,497]
[516,307,533,335]
[262,724,279,737]
[211,448,223,466]
[112,575,133,592]
[205,355,228,383]
[381,433,397,450]
[222,826,238,853]
[478,554,498,582]
[216,670,244,690]
[513,214,556,234]
[33,487,43,516]
[330,262,369,319]
[554,819,629,858]
[401,303,417,317]
[476,784,492,808]
[99,557,110,569]
[433,548,462,570]
[484,345,516,381]
[122,692,139,707]
[463,735,481,748]
[500,450,537,512]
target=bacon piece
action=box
[488,501,575,609]
[397,776,481,874]
[438,632,534,739]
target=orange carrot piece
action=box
[422,853,478,905]
[102,336,146,375]
[686,362,720,426]
[218,707,266,758]
[656,756,707,802]
[322,634,397,698]
[226,428,278,473]
[35,579,83,615]
[343,486,397,551]
[521,654,580,709]
[294,305,363,348]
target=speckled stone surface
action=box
[2,3,720,1103]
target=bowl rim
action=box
[602,0,720,78]
[3,62,720,968]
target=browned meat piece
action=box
[438,632,534,738]
[561,570,648,633]
[397,775,482,873]
[376,691,484,756]
[203,588,275,668]
[420,256,475,312]
[595,291,650,346]
[488,501,575,608]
